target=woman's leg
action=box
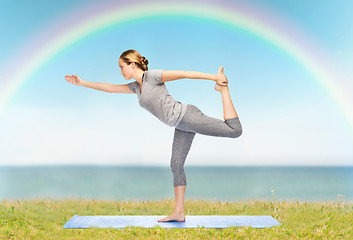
[176,105,242,138]
[176,84,242,138]
[216,84,238,120]
[158,128,195,222]
[159,84,242,222]
[170,128,196,187]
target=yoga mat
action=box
[63,215,280,229]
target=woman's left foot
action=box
[158,211,185,222]
[215,83,228,92]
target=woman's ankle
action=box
[174,209,184,214]
[220,86,230,94]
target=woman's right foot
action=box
[157,211,185,222]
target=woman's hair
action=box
[119,49,149,71]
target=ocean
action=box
[0,166,352,202]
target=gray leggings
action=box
[171,104,242,186]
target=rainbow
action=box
[1,0,352,130]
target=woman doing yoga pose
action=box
[65,49,242,222]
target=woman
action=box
[65,49,242,222]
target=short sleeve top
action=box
[127,69,187,127]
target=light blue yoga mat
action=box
[64,215,280,229]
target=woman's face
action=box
[118,58,134,80]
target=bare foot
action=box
[215,83,228,92]
[158,211,185,222]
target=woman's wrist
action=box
[210,74,217,82]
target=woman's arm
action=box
[83,81,134,94]
[65,75,134,94]
[161,70,216,82]
[161,67,228,86]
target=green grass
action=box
[1,198,352,239]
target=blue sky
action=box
[0,0,353,166]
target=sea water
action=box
[0,166,352,202]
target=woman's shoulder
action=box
[145,69,164,75]
[127,80,138,93]
[145,69,164,84]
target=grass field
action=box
[1,198,352,239]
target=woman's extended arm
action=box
[161,71,216,82]
[161,67,228,86]
[65,75,134,94]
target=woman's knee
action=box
[225,118,242,138]
[229,127,242,138]
[170,159,184,172]
[170,161,187,186]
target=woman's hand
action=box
[216,66,228,86]
[65,75,83,86]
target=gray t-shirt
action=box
[127,69,187,128]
